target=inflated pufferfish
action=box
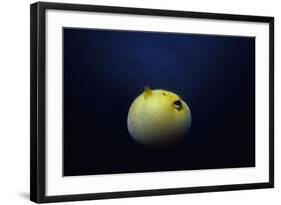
[127,87,191,148]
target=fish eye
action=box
[173,100,182,111]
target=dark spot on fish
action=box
[162,93,166,96]
[173,100,183,111]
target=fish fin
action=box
[144,86,152,99]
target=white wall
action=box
[0,0,279,204]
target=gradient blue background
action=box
[63,28,255,176]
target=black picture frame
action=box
[30,2,274,203]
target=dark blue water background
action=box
[63,28,255,176]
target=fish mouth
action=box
[173,100,183,111]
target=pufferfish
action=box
[127,87,191,148]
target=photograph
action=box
[63,28,256,176]
[30,2,274,202]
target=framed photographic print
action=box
[30,2,274,203]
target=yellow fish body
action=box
[127,87,191,148]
